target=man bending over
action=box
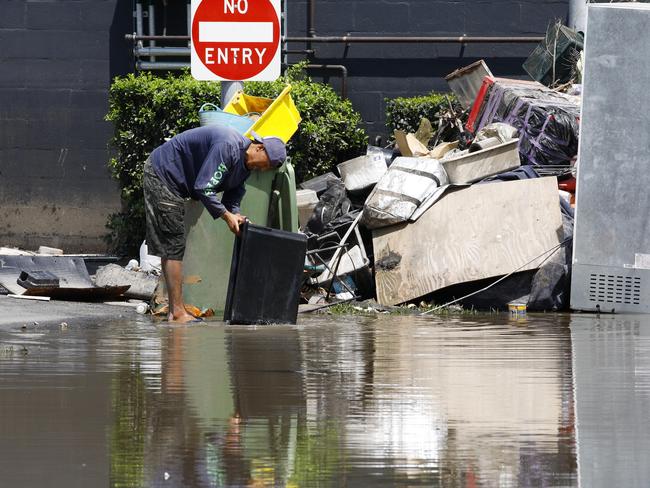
[143,125,286,323]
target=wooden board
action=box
[373,177,563,305]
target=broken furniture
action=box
[445,60,494,109]
[442,139,520,185]
[466,77,543,133]
[373,177,564,306]
[308,212,373,299]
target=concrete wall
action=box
[0,0,568,253]
[0,0,132,253]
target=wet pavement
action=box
[0,312,648,487]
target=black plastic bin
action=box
[224,222,307,325]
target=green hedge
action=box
[385,91,459,136]
[245,67,367,181]
[105,65,367,255]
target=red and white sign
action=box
[191,0,281,81]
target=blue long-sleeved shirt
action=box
[151,125,251,218]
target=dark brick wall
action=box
[0,0,132,253]
[285,0,569,138]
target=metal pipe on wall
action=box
[300,0,541,44]
[307,0,316,55]
[127,34,543,44]
[137,61,189,70]
[136,47,190,57]
[127,34,188,41]
[186,1,191,46]
[135,1,144,49]
[285,35,544,43]
[308,0,316,39]
[282,0,289,67]
[148,1,156,62]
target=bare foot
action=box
[168,312,198,323]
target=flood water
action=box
[0,312,649,487]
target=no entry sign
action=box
[191,0,281,81]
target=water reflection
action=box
[0,314,583,487]
[571,314,650,488]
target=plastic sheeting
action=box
[305,180,352,235]
[475,82,580,166]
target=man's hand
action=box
[222,211,248,235]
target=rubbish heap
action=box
[0,243,160,314]
[300,24,584,312]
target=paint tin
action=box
[508,303,527,316]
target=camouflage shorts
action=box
[143,158,186,261]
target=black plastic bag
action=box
[305,181,351,235]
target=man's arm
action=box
[221,185,246,215]
[221,185,248,235]
[193,143,235,219]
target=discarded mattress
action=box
[0,255,129,300]
[361,157,449,229]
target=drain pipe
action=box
[285,35,544,44]
[307,0,316,54]
[186,0,191,46]
[128,34,543,44]
[134,1,144,49]
[137,61,188,70]
[568,0,587,32]
[148,0,156,62]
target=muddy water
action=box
[0,312,649,487]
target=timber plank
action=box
[373,177,563,305]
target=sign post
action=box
[190,0,281,82]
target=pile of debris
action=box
[0,243,159,314]
[300,24,584,313]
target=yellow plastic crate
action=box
[223,85,301,144]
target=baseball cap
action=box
[250,131,287,167]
